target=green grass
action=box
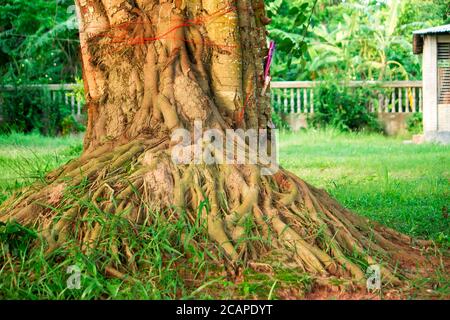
[279,129,450,244]
[0,130,449,299]
[0,132,82,204]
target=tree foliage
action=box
[267,0,449,81]
[1,0,447,84]
[0,0,79,85]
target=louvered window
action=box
[438,43,450,104]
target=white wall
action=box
[422,35,438,133]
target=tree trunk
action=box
[0,0,441,289]
[77,0,271,151]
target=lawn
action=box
[278,130,450,244]
[0,130,448,299]
[0,133,82,205]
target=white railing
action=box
[1,81,423,122]
[0,84,84,118]
[271,81,423,114]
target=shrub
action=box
[61,115,85,136]
[271,112,289,130]
[310,82,381,132]
[0,87,85,136]
[406,113,423,134]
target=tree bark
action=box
[76,0,271,151]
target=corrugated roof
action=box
[413,24,450,35]
[413,25,450,54]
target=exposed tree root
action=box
[0,138,443,288]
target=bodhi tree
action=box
[0,0,442,287]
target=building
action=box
[413,24,450,144]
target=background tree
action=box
[0,0,83,135]
[0,0,80,85]
[267,0,449,81]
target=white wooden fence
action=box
[0,81,423,122]
[271,81,423,114]
[0,84,83,119]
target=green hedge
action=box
[0,88,85,136]
[310,82,381,132]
